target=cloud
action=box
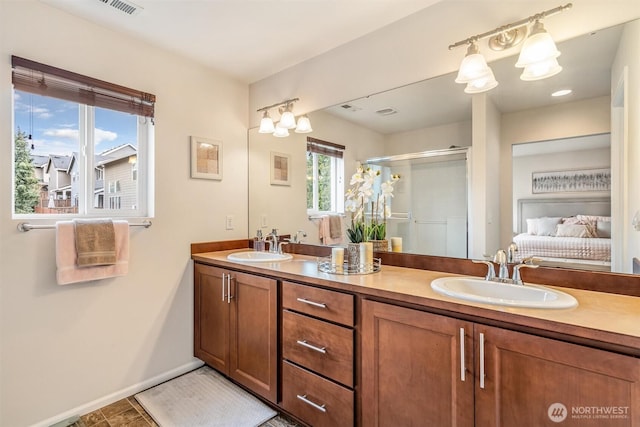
[95,128,118,145]
[44,128,79,140]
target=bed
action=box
[513,197,611,271]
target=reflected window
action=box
[306,137,344,214]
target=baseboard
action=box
[31,359,205,427]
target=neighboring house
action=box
[31,144,138,213]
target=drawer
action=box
[283,310,354,387]
[282,361,354,427]
[282,281,354,326]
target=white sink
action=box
[430,276,578,309]
[227,251,293,262]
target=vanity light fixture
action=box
[256,97,312,137]
[450,3,572,93]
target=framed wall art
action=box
[532,168,610,194]
[270,152,291,186]
[191,136,222,180]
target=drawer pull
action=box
[296,394,327,413]
[296,340,327,354]
[296,297,327,309]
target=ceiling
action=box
[40,0,441,84]
[324,22,623,134]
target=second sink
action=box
[227,251,293,262]
[430,276,578,309]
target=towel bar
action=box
[17,220,152,232]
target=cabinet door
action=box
[229,271,278,403]
[476,325,640,426]
[361,300,474,427]
[194,264,229,374]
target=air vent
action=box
[97,0,143,15]
[340,104,362,112]
[376,108,398,116]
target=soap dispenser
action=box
[254,229,265,251]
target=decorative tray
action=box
[317,256,381,275]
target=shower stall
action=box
[363,147,470,258]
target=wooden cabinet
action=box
[362,299,640,426]
[476,324,640,426]
[361,299,474,426]
[194,263,278,403]
[281,281,355,427]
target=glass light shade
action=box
[279,111,297,129]
[519,57,562,81]
[273,124,290,137]
[455,43,492,84]
[294,115,313,133]
[464,69,499,94]
[258,111,275,134]
[515,21,560,68]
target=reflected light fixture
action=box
[450,3,571,93]
[256,97,312,137]
[551,89,572,97]
[295,115,313,133]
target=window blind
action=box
[11,56,155,118]
[307,137,345,158]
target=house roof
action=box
[97,144,137,166]
[30,155,49,167]
[46,155,72,173]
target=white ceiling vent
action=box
[376,107,398,116]
[97,0,143,16]
[340,104,362,112]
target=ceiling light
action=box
[449,3,571,93]
[295,115,313,133]
[258,110,275,134]
[256,98,311,137]
[551,89,572,97]
[454,42,498,94]
[273,124,290,138]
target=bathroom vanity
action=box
[192,241,640,426]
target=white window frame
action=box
[11,97,154,219]
[306,152,344,215]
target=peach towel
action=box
[56,220,129,285]
[319,215,343,245]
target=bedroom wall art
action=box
[532,168,610,194]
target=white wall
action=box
[249,1,640,126]
[512,147,611,232]
[612,19,640,273]
[498,96,611,248]
[383,120,471,155]
[0,2,248,426]
[248,109,384,245]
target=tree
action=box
[14,130,40,213]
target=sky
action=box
[14,90,138,157]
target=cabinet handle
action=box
[296,297,327,309]
[459,327,466,382]
[226,274,233,304]
[221,273,227,302]
[296,340,327,354]
[296,394,327,413]
[479,332,486,389]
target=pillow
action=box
[577,214,611,225]
[562,216,581,225]
[555,224,596,238]
[597,220,612,238]
[526,218,538,235]
[536,217,563,236]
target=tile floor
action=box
[72,394,302,427]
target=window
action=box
[306,137,344,214]
[11,56,155,217]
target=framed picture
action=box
[532,168,610,194]
[270,152,291,186]
[191,136,222,180]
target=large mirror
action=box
[249,19,637,274]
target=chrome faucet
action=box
[494,249,509,281]
[507,242,518,263]
[512,263,539,285]
[265,229,279,253]
[291,229,307,244]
